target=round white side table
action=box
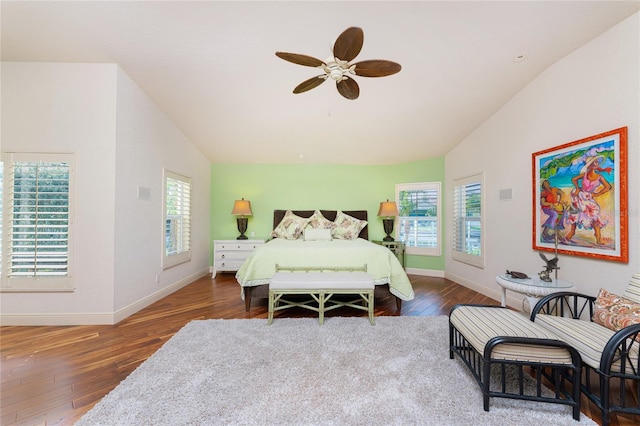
[496,274,574,312]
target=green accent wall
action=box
[210,158,445,271]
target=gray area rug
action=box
[77,316,595,425]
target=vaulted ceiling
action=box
[2,1,638,165]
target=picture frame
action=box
[532,127,628,263]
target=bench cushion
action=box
[534,314,640,370]
[270,272,374,290]
[450,306,573,364]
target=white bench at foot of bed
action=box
[267,267,375,326]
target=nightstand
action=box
[373,240,405,268]
[213,239,265,277]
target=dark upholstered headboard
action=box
[273,210,368,240]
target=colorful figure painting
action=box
[532,127,628,263]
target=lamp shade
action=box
[231,198,252,216]
[377,200,399,218]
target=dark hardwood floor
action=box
[0,273,636,425]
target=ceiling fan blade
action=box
[336,77,359,100]
[333,27,364,62]
[276,52,324,67]
[293,75,327,94]
[352,60,402,77]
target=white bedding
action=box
[235,238,414,301]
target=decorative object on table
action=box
[505,270,529,279]
[231,198,252,240]
[275,27,401,100]
[538,225,560,282]
[538,252,559,282]
[532,127,628,263]
[377,199,399,242]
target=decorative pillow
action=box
[623,273,640,304]
[270,210,309,240]
[305,210,336,231]
[303,228,332,241]
[332,210,367,240]
[592,288,640,332]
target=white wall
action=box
[1,62,118,323]
[113,67,210,318]
[0,62,211,325]
[445,13,640,307]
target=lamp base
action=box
[382,218,395,242]
[236,217,248,240]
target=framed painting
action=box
[532,127,628,262]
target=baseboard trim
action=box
[444,271,516,309]
[404,268,445,278]
[0,312,115,326]
[113,268,210,323]
[0,268,210,326]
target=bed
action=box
[235,209,414,311]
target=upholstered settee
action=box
[530,274,640,426]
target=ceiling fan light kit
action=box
[275,27,401,100]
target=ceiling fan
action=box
[275,27,401,100]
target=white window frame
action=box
[452,172,485,268]
[1,152,76,292]
[162,169,191,269]
[395,182,441,256]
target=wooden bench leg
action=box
[368,291,375,325]
[319,291,326,326]
[267,291,274,325]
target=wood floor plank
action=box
[0,273,635,425]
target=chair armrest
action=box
[530,292,596,321]
[600,323,640,375]
[449,303,502,316]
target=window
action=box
[1,152,75,291]
[395,182,441,256]
[163,170,191,269]
[452,173,484,268]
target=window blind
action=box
[452,174,484,268]
[396,182,441,256]
[163,170,191,268]
[2,152,75,291]
[9,161,70,277]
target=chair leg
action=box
[600,373,611,426]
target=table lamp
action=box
[377,200,399,242]
[231,198,252,240]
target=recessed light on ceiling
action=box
[513,51,528,63]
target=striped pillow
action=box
[623,273,640,303]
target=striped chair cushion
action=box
[450,306,573,364]
[534,314,640,370]
[623,273,640,303]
